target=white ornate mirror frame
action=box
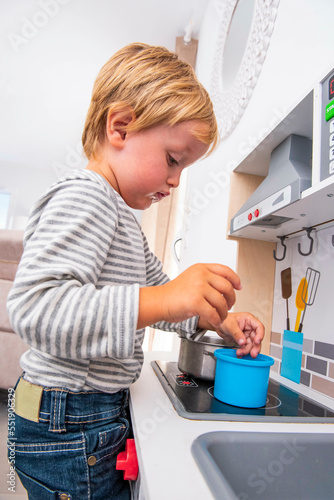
[210,0,280,140]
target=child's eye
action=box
[167,154,178,166]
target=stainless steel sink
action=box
[192,431,334,500]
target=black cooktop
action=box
[152,360,334,422]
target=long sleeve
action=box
[7,174,139,361]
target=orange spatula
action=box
[294,278,307,332]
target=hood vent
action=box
[230,134,312,234]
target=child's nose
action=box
[167,170,182,188]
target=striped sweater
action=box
[7,170,199,392]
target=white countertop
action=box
[129,351,334,500]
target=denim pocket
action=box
[86,417,130,464]
[15,467,71,500]
[11,415,88,498]
[85,418,131,500]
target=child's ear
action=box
[106,106,135,148]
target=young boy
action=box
[7,43,264,499]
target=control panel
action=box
[231,185,292,232]
[321,71,334,180]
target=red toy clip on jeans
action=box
[116,439,139,480]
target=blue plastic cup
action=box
[213,349,275,408]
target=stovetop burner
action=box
[152,360,334,422]
[206,385,282,410]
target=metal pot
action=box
[178,334,238,381]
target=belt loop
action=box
[49,390,68,433]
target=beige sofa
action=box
[0,229,29,389]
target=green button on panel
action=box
[326,99,334,121]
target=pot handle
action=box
[203,350,215,358]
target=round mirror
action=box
[210,0,280,140]
[221,0,256,90]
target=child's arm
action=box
[137,263,241,330]
[140,243,264,356]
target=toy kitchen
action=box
[151,64,334,425]
[139,63,334,500]
[130,64,334,500]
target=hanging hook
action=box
[273,236,287,261]
[297,227,315,256]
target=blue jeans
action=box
[9,377,131,500]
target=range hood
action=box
[230,134,312,235]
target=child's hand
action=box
[216,312,264,358]
[159,263,241,328]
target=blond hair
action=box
[82,43,218,159]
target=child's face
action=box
[109,121,209,210]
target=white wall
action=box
[179,0,334,272]
[0,0,208,228]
